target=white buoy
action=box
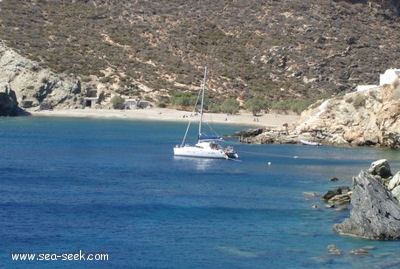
[267,162,271,166]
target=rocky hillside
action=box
[0,0,400,111]
[295,80,400,148]
[240,79,400,149]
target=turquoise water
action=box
[1,117,400,268]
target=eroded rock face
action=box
[294,84,400,148]
[368,159,393,184]
[388,172,400,191]
[0,43,83,113]
[333,160,400,240]
[241,81,400,149]
[322,186,351,206]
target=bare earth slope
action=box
[0,0,399,106]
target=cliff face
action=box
[0,83,18,116]
[294,81,400,148]
[0,43,83,112]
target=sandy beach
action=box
[29,108,300,128]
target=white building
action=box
[357,68,400,91]
[356,85,378,92]
[379,69,400,86]
[84,97,98,108]
[125,99,138,109]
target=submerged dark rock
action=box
[322,186,350,201]
[232,128,264,139]
[238,128,299,144]
[333,165,400,240]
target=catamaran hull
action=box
[174,146,229,159]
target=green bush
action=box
[270,98,314,114]
[207,102,221,113]
[353,95,366,108]
[220,98,240,114]
[111,95,126,109]
[100,76,113,84]
[157,102,167,108]
[170,93,197,107]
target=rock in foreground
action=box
[333,160,400,240]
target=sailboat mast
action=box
[199,66,207,136]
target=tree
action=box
[111,95,126,109]
[170,93,196,107]
[220,98,240,114]
[245,97,267,116]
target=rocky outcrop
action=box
[0,83,19,116]
[333,159,400,240]
[294,82,400,148]
[235,128,299,144]
[0,43,83,114]
[232,128,264,140]
[242,81,400,149]
[322,186,352,207]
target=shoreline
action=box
[28,108,300,128]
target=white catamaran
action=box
[173,67,238,159]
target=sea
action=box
[1,116,400,269]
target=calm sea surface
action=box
[1,117,400,268]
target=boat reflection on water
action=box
[173,156,217,171]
